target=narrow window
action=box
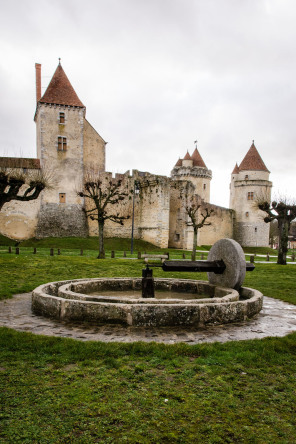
[245,212,249,217]
[247,192,254,200]
[203,184,206,190]
[59,112,65,124]
[59,193,66,203]
[255,227,257,233]
[58,136,67,151]
[245,175,249,180]
[175,233,180,241]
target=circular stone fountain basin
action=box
[32,278,263,327]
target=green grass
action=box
[0,234,160,252]
[1,237,296,442]
[1,328,296,443]
[0,249,295,304]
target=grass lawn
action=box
[0,237,296,442]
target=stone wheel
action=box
[207,238,246,290]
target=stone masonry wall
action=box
[83,119,106,172]
[169,180,233,249]
[0,169,41,240]
[35,104,87,237]
[86,171,171,248]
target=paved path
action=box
[0,293,296,344]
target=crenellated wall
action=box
[86,171,171,248]
[168,180,233,249]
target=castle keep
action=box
[0,63,272,248]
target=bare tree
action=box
[0,160,51,212]
[258,198,296,265]
[77,173,130,258]
[184,195,214,261]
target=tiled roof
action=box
[39,64,85,107]
[175,158,182,167]
[239,142,270,172]
[183,151,191,160]
[0,157,41,169]
[232,163,239,174]
[191,148,207,168]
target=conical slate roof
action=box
[232,163,239,174]
[39,63,84,107]
[175,158,182,167]
[239,142,269,172]
[183,151,191,160]
[191,147,207,168]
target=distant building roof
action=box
[183,151,191,160]
[191,147,207,168]
[39,63,85,108]
[232,163,239,174]
[175,158,182,167]
[0,157,41,169]
[239,142,270,172]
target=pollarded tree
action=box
[77,173,130,258]
[184,195,214,261]
[258,199,296,265]
[0,161,51,212]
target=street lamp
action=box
[131,180,140,254]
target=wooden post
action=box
[137,251,141,259]
[123,251,126,257]
[80,249,83,256]
[250,255,255,263]
[16,247,19,255]
[111,251,115,258]
[58,249,61,255]
[266,254,269,261]
[50,248,54,256]
[33,248,37,254]
[8,246,12,253]
[291,253,295,262]
[201,253,204,260]
[182,253,186,259]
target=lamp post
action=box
[131,180,140,254]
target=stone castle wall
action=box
[87,171,171,248]
[0,169,40,240]
[168,180,233,249]
[83,119,106,172]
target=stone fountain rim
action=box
[32,277,263,327]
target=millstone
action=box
[207,238,246,290]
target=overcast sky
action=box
[0,0,295,207]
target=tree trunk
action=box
[191,227,198,261]
[98,220,105,259]
[277,219,289,265]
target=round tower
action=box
[171,145,212,202]
[230,141,272,247]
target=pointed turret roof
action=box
[39,63,84,107]
[232,163,239,174]
[183,151,191,160]
[175,158,182,167]
[191,147,207,168]
[239,141,269,172]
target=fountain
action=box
[32,239,263,327]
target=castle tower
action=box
[230,141,272,247]
[171,145,212,202]
[34,61,106,237]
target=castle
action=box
[0,62,272,248]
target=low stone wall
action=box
[32,278,263,327]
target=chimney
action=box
[35,63,41,102]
